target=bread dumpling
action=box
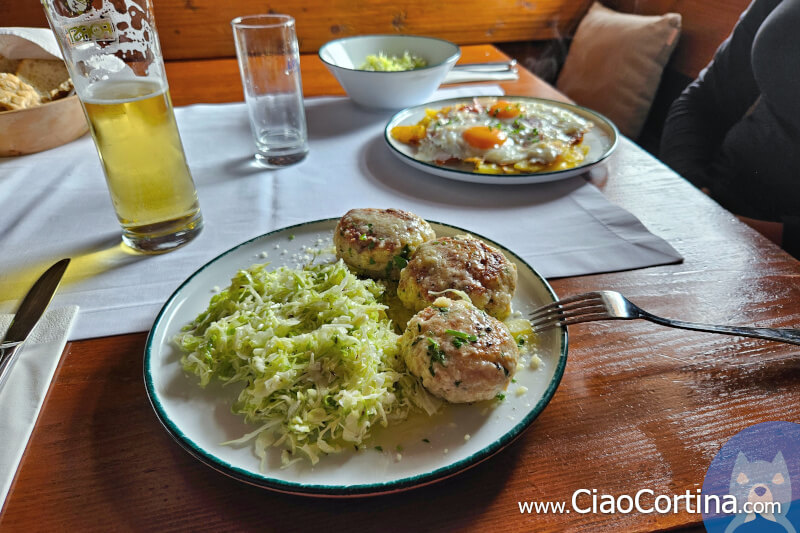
[400,297,519,403]
[334,208,435,280]
[398,235,517,319]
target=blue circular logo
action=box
[703,421,800,533]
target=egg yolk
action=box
[489,101,521,119]
[463,126,507,149]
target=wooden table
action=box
[2,45,799,532]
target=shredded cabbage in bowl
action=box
[176,259,441,467]
[359,51,427,71]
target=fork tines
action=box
[529,291,610,333]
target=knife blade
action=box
[0,258,70,391]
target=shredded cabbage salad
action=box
[359,51,427,71]
[176,259,441,467]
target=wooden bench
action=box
[8,0,591,60]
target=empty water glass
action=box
[232,14,309,168]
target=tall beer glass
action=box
[41,0,203,253]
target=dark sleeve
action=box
[752,0,800,122]
[659,0,778,189]
[782,216,800,259]
[755,0,800,255]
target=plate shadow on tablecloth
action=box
[305,100,393,141]
[359,136,588,209]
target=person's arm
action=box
[752,0,800,122]
[750,0,800,259]
[659,0,778,189]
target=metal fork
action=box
[529,291,800,345]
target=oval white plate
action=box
[144,219,568,496]
[384,96,619,185]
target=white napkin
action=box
[0,305,78,512]
[0,27,63,60]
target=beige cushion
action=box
[556,2,681,139]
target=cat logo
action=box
[702,421,799,533]
[726,451,795,533]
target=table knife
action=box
[0,258,70,391]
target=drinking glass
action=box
[232,15,309,168]
[41,0,203,254]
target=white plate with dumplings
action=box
[144,218,568,496]
[384,96,618,185]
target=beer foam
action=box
[85,53,127,74]
[82,78,165,104]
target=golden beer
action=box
[83,79,202,252]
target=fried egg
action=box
[391,99,594,174]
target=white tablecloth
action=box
[0,86,681,340]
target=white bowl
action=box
[319,35,460,110]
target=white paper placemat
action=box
[0,85,681,340]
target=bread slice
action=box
[49,79,74,100]
[15,59,71,99]
[0,55,20,74]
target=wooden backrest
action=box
[6,0,591,61]
[604,0,751,79]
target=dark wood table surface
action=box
[2,45,798,532]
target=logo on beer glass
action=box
[64,18,117,46]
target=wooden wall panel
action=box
[1,0,592,60]
[604,0,751,78]
[0,1,49,28]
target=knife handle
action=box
[0,342,23,392]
